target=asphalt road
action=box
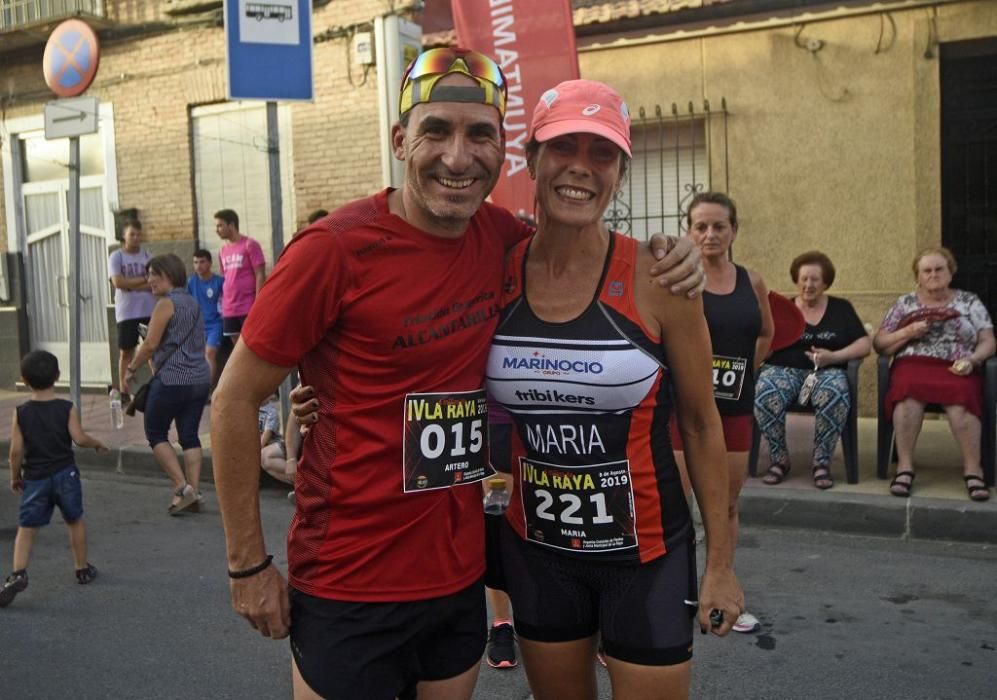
[1,471,995,699]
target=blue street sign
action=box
[225,0,313,101]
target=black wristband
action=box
[228,554,273,579]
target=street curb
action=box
[104,444,216,483]
[1,440,215,482]
[739,485,997,545]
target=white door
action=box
[22,176,112,384]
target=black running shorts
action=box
[500,521,697,666]
[117,317,150,350]
[289,578,487,699]
[222,315,247,337]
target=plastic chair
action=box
[876,355,997,486]
[749,358,862,484]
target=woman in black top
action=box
[754,251,871,488]
[671,191,773,634]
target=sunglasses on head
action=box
[402,48,507,95]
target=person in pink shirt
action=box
[214,209,266,338]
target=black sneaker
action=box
[486,622,518,668]
[0,570,28,608]
[76,563,98,585]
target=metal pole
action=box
[68,135,82,410]
[266,101,292,419]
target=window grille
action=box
[605,99,730,240]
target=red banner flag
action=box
[451,0,579,216]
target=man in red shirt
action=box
[212,49,703,700]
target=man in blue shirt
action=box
[187,249,224,385]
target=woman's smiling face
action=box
[531,132,624,229]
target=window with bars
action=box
[604,101,729,240]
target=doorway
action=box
[21,177,112,384]
[940,38,997,316]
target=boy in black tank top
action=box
[0,351,108,608]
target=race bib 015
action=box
[402,389,493,492]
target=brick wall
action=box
[1,0,409,250]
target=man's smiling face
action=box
[393,74,504,237]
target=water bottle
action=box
[109,389,124,430]
[483,478,510,514]
[483,478,510,591]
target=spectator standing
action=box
[214,209,265,339]
[108,219,156,401]
[671,191,773,635]
[125,254,211,515]
[187,249,225,385]
[1,350,107,608]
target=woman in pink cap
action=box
[484,79,742,699]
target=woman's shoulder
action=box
[891,291,918,307]
[742,265,766,287]
[827,295,858,310]
[167,288,192,303]
[952,289,983,306]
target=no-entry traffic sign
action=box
[43,19,101,98]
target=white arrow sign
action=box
[44,96,99,140]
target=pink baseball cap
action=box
[530,79,632,157]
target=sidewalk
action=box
[0,389,993,543]
[0,387,214,481]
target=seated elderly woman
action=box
[874,246,995,501]
[754,251,871,489]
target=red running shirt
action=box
[241,190,529,601]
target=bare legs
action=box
[12,526,37,571]
[891,398,984,492]
[520,636,599,700]
[606,656,691,700]
[206,345,219,387]
[487,587,513,622]
[67,519,88,569]
[152,443,203,502]
[261,443,294,484]
[118,347,135,395]
[944,405,983,479]
[11,521,86,573]
[517,635,690,700]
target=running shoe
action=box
[0,570,28,607]
[486,622,518,668]
[733,611,761,633]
